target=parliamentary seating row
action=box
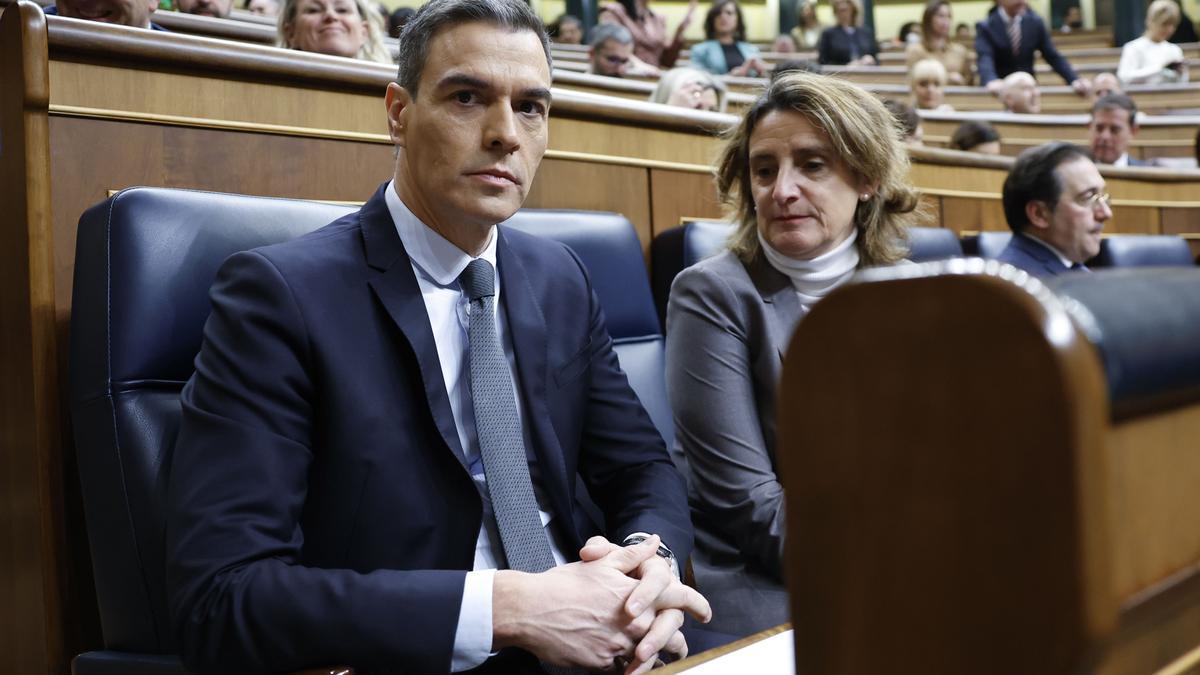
[779,261,1200,674]
[920,110,1200,162]
[5,4,1200,669]
[68,187,671,675]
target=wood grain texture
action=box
[0,3,69,673]
[778,269,1116,675]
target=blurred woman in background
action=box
[689,0,770,76]
[906,0,972,84]
[277,0,391,63]
[817,0,877,65]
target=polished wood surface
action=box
[0,4,74,674]
[777,262,1200,674]
[658,623,791,673]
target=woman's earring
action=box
[859,193,871,202]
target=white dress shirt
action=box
[384,182,569,671]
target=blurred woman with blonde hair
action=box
[1118,0,1189,85]
[277,0,392,63]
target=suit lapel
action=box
[361,184,469,470]
[747,254,803,362]
[495,229,573,516]
[1017,234,1068,277]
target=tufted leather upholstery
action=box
[961,231,1013,259]
[1048,268,1200,419]
[68,188,676,673]
[1091,234,1196,269]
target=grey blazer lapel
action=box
[747,254,803,361]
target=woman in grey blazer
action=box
[666,72,923,637]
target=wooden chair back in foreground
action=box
[777,261,1200,675]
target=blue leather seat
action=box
[650,220,735,327]
[68,187,676,673]
[907,227,964,262]
[1092,234,1196,268]
[961,231,1013,259]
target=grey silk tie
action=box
[1008,17,1021,56]
[460,258,558,574]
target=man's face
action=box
[56,0,156,27]
[591,39,633,77]
[1030,157,1111,263]
[1089,107,1136,164]
[998,0,1026,18]
[1003,75,1040,114]
[176,0,232,18]
[387,22,551,242]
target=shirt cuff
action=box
[450,569,496,672]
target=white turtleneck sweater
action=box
[758,229,860,313]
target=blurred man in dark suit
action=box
[976,0,1090,97]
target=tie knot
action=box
[460,258,495,301]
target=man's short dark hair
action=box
[1091,92,1138,125]
[1002,142,1092,233]
[396,0,551,96]
[949,119,1000,151]
[881,98,920,140]
[769,59,820,81]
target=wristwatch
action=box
[623,532,680,580]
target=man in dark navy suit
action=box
[1089,93,1148,167]
[164,0,709,673]
[997,142,1112,277]
[976,0,1089,97]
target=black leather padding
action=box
[907,227,964,262]
[961,231,1013,259]
[650,220,734,328]
[1048,267,1200,418]
[68,187,681,662]
[1092,234,1196,269]
[69,188,354,654]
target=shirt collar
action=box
[1023,232,1075,269]
[1113,153,1130,167]
[998,8,1023,27]
[385,179,498,287]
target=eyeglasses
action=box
[1074,192,1111,210]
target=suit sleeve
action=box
[166,250,466,675]
[665,265,785,580]
[1035,18,1078,84]
[817,28,834,64]
[562,249,694,565]
[862,28,878,59]
[975,21,999,85]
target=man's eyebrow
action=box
[521,87,553,105]
[435,73,491,91]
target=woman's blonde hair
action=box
[277,0,393,64]
[650,67,728,113]
[716,72,923,266]
[1146,0,1181,30]
[832,0,861,26]
[910,57,947,86]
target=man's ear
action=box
[1025,200,1052,231]
[385,82,413,148]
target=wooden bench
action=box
[919,110,1200,161]
[779,262,1200,675]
